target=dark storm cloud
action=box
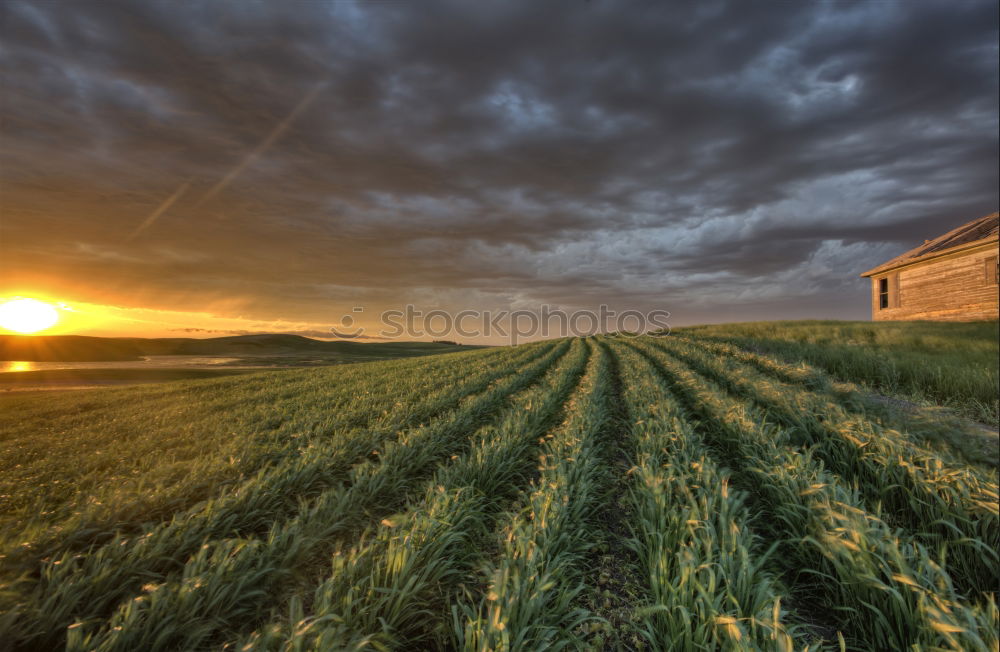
[1,0,997,327]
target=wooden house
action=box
[860,212,998,321]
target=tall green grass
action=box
[5,342,563,650]
[242,340,593,650]
[0,344,511,551]
[679,336,1000,467]
[455,340,614,650]
[630,338,998,650]
[652,336,1000,599]
[609,340,800,649]
[60,342,571,652]
[677,320,999,426]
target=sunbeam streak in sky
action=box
[127,181,192,242]
[194,82,328,210]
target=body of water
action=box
[0,356,247,373]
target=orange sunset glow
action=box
[0,293,365,340]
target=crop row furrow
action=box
[679,334,999,471]
[568,341,646,650]
[455,340,617,650]
[2,344,486,449]
[653,336,999,599]
[1,345,508,558]
[5,344,539,567]
[239,339,593,650]
[63,340,573,652]
[673,325,999,426]
[674,334,991,462]
[628,338,998,651]
[609,339,800,650]
[4,343,553,651]
[674,334,833,393]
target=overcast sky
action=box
[1,0,997,339]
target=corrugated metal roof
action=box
[861,212,999,277]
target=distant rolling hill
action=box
[0,334,482,361]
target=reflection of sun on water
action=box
[3,361,36,373]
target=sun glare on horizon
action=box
[0,298,60,334]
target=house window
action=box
[878,277,889,309]
[987,256,998,285]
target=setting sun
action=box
[0,298,60,334]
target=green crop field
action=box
[676,320,999,428]
[1,327,997,651]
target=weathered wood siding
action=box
[871,243,999,321]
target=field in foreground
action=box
[0,329,997,650]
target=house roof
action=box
[861,211,999,277]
